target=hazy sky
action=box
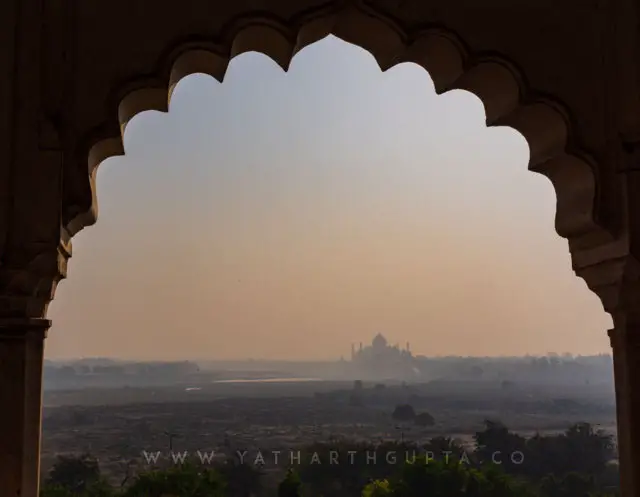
[46,36,612,361]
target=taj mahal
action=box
[350,334,417,380]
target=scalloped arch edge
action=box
[65,3,613,255]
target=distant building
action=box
[350,334,417,380]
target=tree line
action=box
[40,420,619,496]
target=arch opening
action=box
[48,35,612,361]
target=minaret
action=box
[351,343,355,360]
[406,342,410,353]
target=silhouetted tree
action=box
[361,480,392,496]
[298,440,406,496]
[278,469,303,497]
[414,412,435,427]
[121,463,226,497]
[422,436,469,464]
[380,457,536,497]
[392,405,416,422]
[45,454,102,493]
[540,472,598,497]
[473,420,526,472]
[40,479,114,497]
[525,422,615,479]
[215,454,263,497]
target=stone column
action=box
[609,322,640,497]
[0,318,49,497]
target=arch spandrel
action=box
[366,0,608,113]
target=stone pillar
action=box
[609,322,640,497]
[0,318,49,497]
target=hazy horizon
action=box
[46,36,612,361]
[44,351,613,364]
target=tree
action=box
[539,472,598,497]
[382,458,536,497]
[473,420,526,473]
[524,422,615,479]
[122,463,226,497]
[414,412,435,427]
[297,440,404,496]
[45,454,102,493]
[362,480,392,496]
[215,454,263,497]
[423,437,468,464]
[40,486,76,497]
[40,479,114,497]
[563,422,615,474]
[278,469,303,497]
[392,405,416,422]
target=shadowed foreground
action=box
[40,421,619,496]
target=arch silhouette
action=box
[65,2,612,262]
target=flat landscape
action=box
[41,377,617,486]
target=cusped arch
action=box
[67,2,612,256]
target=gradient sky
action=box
[46,36,612,361]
